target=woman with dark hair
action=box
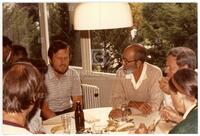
[3,62,46,134]
[160,68,197,133]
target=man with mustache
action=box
[42,40,82,119]
[109,44,163,119]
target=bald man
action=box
[109,44,163,119]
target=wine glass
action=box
[121,104,132,122]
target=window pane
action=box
[47,3,82,67]
[91,28,132,73]
[3,3,42,59]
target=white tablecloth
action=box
[42,107,175,134]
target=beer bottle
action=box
[75,101,85,133]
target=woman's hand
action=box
[160,106,182,123]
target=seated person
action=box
[41,40,83,119]
[11,44,28,63]
[3,62,46,134]
[109,44,163,119]
[3,36,13,75]
[17,58,48,133]
[160,68,197,134]
[3,36,12,64]
[159,47,196,108]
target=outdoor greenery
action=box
[3,3,41,59]
[91,3,197,73]
[139,3,197,69]
[3,3,197,73]
[3,3,81,66]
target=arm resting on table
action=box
[41,101,56,120]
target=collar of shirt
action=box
[48,65,69,80]
[182,102,197,119]
[3,120,26,129]
[125,62,147,90]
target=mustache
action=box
[59,64,67,67]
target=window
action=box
[3,3,42,59]
[47,3,82,67]
[91,28,132,73]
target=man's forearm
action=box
[41,110,56,120]
[41,101,56,120]
[128,101,145,108]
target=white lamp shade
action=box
[74,3,133,30]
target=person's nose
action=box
[165,67,169,74]
[61,58,67,65]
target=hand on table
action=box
[160,106,182,123]
[108,109,122,119]
[128,101,152,114]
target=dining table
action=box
[42,107,176,134]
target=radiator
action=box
[81,84,100,109]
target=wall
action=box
[74,67,116,107]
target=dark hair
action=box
[169,68,197,99]
[17,58,48,75]
[3,36,12,48]
[131,43,146,62]
[48,40,71,60]
[167,47,196,69]
[3,62,47,112]
[12,44,28,59]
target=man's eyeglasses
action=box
[122,57,137,64]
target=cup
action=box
[121,104,132,122]
[92,122,105,134]
[61,114,71,134]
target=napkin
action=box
[84,113,100,123]
[43,116,62,125]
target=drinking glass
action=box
[121,104,132,122]
[61,114,71,134]
[92,122,105,134]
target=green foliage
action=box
[3,3,197,73]
[91,28,132,73]
[91,3,197,73]
[3,4,41,58]
[135,3,197,71]
[48,3,74,45]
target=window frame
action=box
[39,3,116,76]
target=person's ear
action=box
[136,60,142,67]
[69,53,72,62]
[49,58,52,65]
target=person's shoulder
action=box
[68,66,79,75]
[116,66,125,74]
[146,62,162,73]
[2,124,32,134]
[45,64,55,77]
[169,108,198,134]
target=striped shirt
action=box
[45,65,82,112]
